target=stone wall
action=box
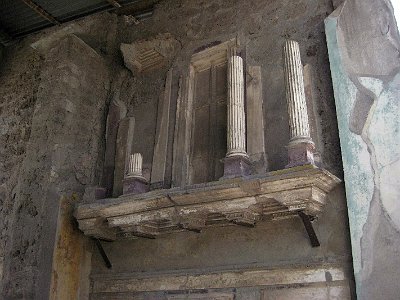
[0,41,43,297]
[0,0,356,298]
[95,0,352,298]
[326,0,400,299]
[0,33,110,299]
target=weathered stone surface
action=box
[76,166,340,239]
[123,176,149,195]
[83,186,107,202]
[0,0,356,299]
[303,64,322,166]
[151,68,173,185]
[49,196,92,300]
[246,66,267,173]
[91,264,348,294]
[0,34,109,299]
[113,117,135,197]
[222,155,251,178]
[261,284,351,299]
[102,96,127,197]
[226,55,247,158]
[283,40,315,167]
[0,41,42,298]
[120,33,181,74]
[127,153,144,177]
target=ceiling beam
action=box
[107,0,122,8]
[0,27,13,46]
[21,0,60,25]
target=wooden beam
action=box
[0,27,13,45]
[21,0,60,25]
[107,0,122,8]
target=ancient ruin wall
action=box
[0,0,354,298]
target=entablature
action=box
[75,165,340,242]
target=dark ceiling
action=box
[0,0,158,46]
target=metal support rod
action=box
[298,211,320,247]
[94,238,112,269]
[106,0,122,8]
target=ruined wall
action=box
[0,33,110,299]
[91,0,353,298]
[325,1,400,299]
[0,0,356,298]
[0,41,42,297]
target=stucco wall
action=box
[325,0,400,299]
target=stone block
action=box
[222,155,251,178]
[123,177,149,195]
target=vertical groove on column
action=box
[227,55,247,157]
[283,40,311,140]
[127,153,143,177]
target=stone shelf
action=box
[75,165,340,241]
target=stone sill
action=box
[74,165,340,241]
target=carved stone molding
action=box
[75,165,340,241]
[120,33,180,73]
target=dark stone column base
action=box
[123,176,149,195]
[222,155,252,179]
[286,140,315,168]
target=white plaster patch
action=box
[358,77,384,98]
[380,160,400,230]
[368,74,400,230]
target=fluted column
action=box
[226,55,248,157]
[283,40,315,167]
[127,153,143,178]
[123,153,148,194]
[222,54,251,178]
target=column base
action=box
[83,186,107,202]
[286,139,315,168]
[123,176,149,195]
[222,155,252,179]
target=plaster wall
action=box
[325,1,400,299]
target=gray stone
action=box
[113,117,135,197]
[246,65,267,173]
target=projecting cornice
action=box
[75,165,340,243]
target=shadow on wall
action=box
[326,0,400,299]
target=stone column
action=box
[283,40,315,168]
[123,153,149,194]
[127,153,143,177]
[223,54,251,178]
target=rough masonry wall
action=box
[0,34,110,299]
[0,0,355,298]
[0,42,42,296]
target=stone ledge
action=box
[90,263,348,293]
[74,165,340,241]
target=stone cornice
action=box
[75,165,340,241]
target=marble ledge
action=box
[74,165,341,241]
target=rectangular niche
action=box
[188,40,236,185]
